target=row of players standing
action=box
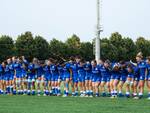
[0,53,150,99]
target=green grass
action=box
[0,95,150,113]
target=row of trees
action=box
[0,31,150,62]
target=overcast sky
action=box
[0,0,150,42]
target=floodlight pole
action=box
[95,0,102,61]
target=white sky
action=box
[0,0,150,42]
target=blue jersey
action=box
[120,68,128,81]
[78,65,85,76]
[37,65,44,77]
[146,63,150,80]
[50,64,58,81]
[128,72,134,78]
[7,63,14,80]
[70,62,79,83]
[137,61,146,80]
[0,65,3,79]
[111,69,120,80]
[137,61,146,76]
[120,68,128,76]
[26,63,36,81]
[57,65,64,77]
[21,64,27,77]
[14,62,22,77]
[28,63,35,76]
[50,65,58,76]
[78,64,85,82]
[133,66,139,77]
[92,65,101,82]
[70,62,78,78]
[100,66,110,82]
[3,65,11,80]
[44,65,51,75]
[5,65,11,74]
[92,65,101,76]
[100,66,110,77]
[98,64,103,69]
[84,63,92,80]
[0,65,2,74]
[63,62,71,78]
[43,65,51,81]
[126,64,134,79]
[84,63,92,75]
[8,63,14,75]
[147,64,150,76]
[21,60,28,76]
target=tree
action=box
[34,36,49,60]
[1,31,150,62]
[15,31,35,61]
[107,32,137,61]
[135,37,150,57]
[66,34,81,48]
[122,37,136,60]
[0,35,14,61]
[65,34,81,56]
[101,38,118,61]
[49,38,68,61]
[80,42,94,61]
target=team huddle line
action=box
[0,53,150,99]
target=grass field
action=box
[0,95,150,113]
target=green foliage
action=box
[15,32,35,60]
[122,37,136,60]
[136,37,150,57]
[100,32,137,61]
[49,38,68,61]
[65,34,81,57]
[101,38,118,61]
[109,32,126,61]
[0,35,14,62]
[34,36,49,60]
[80,42,94,61]
[0,31,150,61]
[66,34,81,48]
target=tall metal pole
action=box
[95,0,101,61]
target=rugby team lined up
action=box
[0,52,150,99]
